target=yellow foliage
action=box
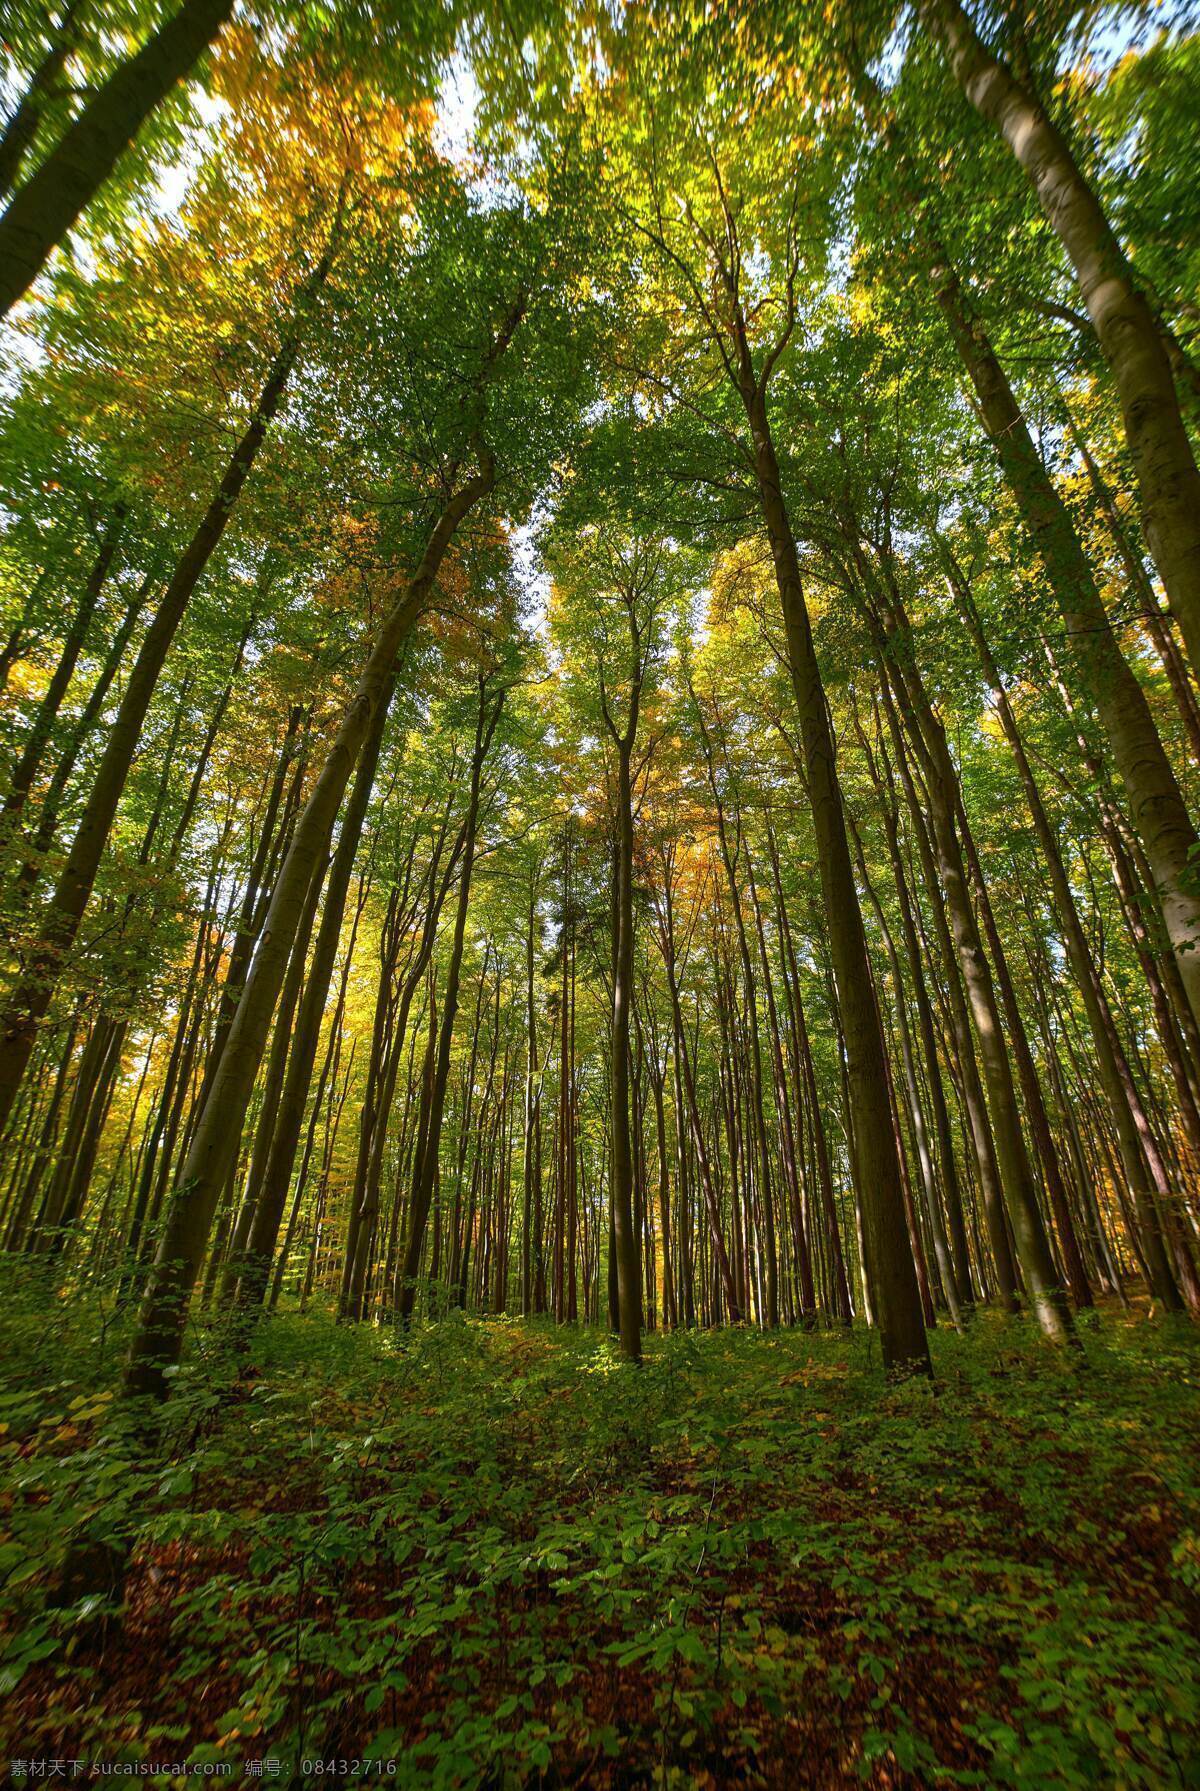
[5,659,51,702]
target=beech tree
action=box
[1,0,1198,1414]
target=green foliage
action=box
[0,1284,1197,1786]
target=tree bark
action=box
[858,63,1200,1039]
[0,294,319,1136]
[921,0,1200,681]
[744,383,928,1372]
[395,680,502,1327]
[0,0,235,316]
[123,453,498,1401]
[3,502,126,826]
[0,2,85,204]
[609,736,643,1360]
[236,681,396,1314]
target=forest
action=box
[1,0,1199,1781]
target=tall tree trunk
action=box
[654,858,742,1321]
[868,782,974,1308]
[746,842,815,1324]
[879,699,1019,1311]
[851,814,963,1328]
[236,685,395,1314]
[763,820,854,1324]
[40,1020,125,1264]
[958,577,1187,1308]
[859,65,1200,1039]
[395,680,502,1328]
[0,286,323,1135]
[742,380,928,1371]
[878,648,1073,1342]
[0,0,235,316]
[123,449,499,1402]
[3,502,126,825]
[693,697,780,1327]
[0,2,84,203]
[220,843,328,1307]
[921,0,1200,678]
[647,1028,678,1330]
[609,738,643,1360]
[521,886,541,1317]
[11,570,154,905]
[1057,389,1200,770]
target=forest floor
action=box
[0,1289,1198,1789]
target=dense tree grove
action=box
[2,0,1200,1779]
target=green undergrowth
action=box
[0,1281,1198,1787]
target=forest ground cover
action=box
[1,1292,1198,1788]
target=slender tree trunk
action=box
[237,686,395,1313]
[851,815,963,1328]
[123,450,499,1401]
[655,865,742,1320]
[41,1020,124,1264]
[0,292,322,1135]
[28,1015,115,1251]
[880,648,1073,1342]
[0,2,84,203]
[740,377,928,1372]
[873,790,974,1308]
[220,844,328,1307]
[521,888,540,1317]
[764,821,854,1324]
[3,503,126,825]
[881,700,1019,1309]
[957,799,1092,1307]
[860,66,1200,1038]
[693,698,780,1327]
[11,570,154,904]
[1058,391,1200,769]
[609,739,643,1360]
[396,681,502,1328]
[921,0,1200,678]
[0,0,235,316]
[746,842,815,1323]
[648,1037,677,1329]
